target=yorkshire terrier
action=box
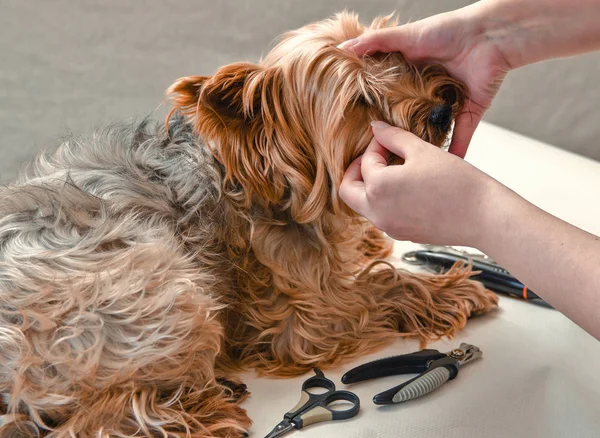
[0,12,497,437]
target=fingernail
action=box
[337,38,359,49]
[371,120,391,129]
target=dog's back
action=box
[0,118,247,436]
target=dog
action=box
[0,12,497,437]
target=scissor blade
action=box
[264,420,295,438]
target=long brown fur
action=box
[0,12,496,437]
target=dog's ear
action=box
[167,62,266,128]
[167,63,299,212]
[166,75,209,117]
[167,63,350,224]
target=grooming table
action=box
[241,122,600,437]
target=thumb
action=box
[448,108,481,158]
[370,121,423,159]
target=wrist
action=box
[465,0,527,71]
[467,176,525,252]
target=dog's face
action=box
[167,12,467,223]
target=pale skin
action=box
[339,0,600,340]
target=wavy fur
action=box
[1,12,495,437]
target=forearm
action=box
[475,183,600,340]
[469,0,600,69]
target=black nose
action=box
[429,104,453,131]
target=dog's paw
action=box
[216,376,249,403]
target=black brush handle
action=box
[413,250,549,306]
[413,250,512,279]
[472,274,552,308]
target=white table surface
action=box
[241,122,600,438]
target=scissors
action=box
[264,368,360,438]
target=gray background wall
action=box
[2,0,599,183]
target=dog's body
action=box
[0,12,497,437]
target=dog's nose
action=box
[429,104,453,131]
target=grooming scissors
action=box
[264,368,360,438]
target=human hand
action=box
[339,121,507,247]
[340,6,512,158]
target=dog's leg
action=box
[8,381,251,438]
[356,260,498,343]
[0,186,251,437]
[356,226,498,342]
[235,263,496,377]
[1,272,251,438]
[228,222,496,377]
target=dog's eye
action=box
[438,85,458,107]
[355,95,369,107]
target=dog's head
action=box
[167,12,467,223]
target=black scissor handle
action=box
[302,368,336,393]
[285,369,361,429]
[291,389,361,429]
[323,390,361,421]
[285,369,335,420]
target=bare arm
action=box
[474,0,600,69]
[472,0,600,336]
[479,180,600,339]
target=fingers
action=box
[448,110,481,158]
[360,135,391,181]
[341,122,426,215]
[339,156,368,214]
[370,121,422,159]
[343,155,364,183]
[339,26,417,57]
